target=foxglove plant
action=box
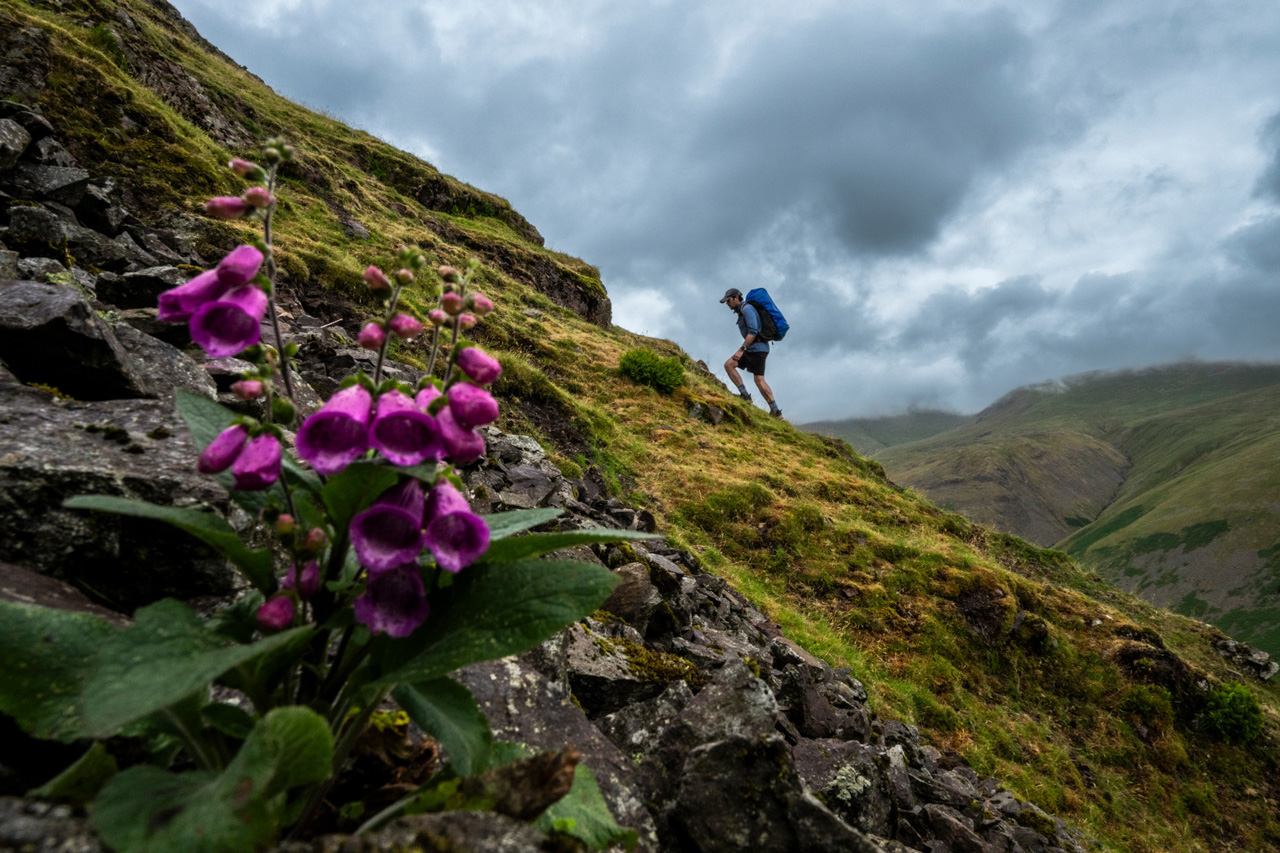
[0,141,646,853]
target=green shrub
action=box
[1120,685,1174,731]
[1203,682,1263,745]
[619,348,684,395]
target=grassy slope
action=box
[879,365,1280,655]
[12,3,1280,850]
[804,410,971,455]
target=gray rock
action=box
[6,204,67,255]
[456,655,660,852]
[96,265,186,308]
[0,118,31,171]
[16,256,67,282]
[495,463,558,509]
[0,249,17,280]
[600,561,662,632]
[112,320,217,400]
[564,622,667,717]
[30,135,77,167]
[75,182,130,236]
[793,739,897,837]
[276,811,550,853]
[598,679,694,756]
[924,804,988,853]
[11,163,90,206]
[343,218,371,239]
[0,797,104,852]
[0,383,237,610]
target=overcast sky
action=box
[170,0,1280,422]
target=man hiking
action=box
[721,287,783,418]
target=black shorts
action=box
[738,350,768,376]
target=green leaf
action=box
[392,678,492,776]
[320,462,399,530]
[28,742,118,806]
[202,702,256,740]
[0,599,120,741]
[81,600,312,738]
[92,706,333,853]
[62,496,276,594]
[482,508,563,540]
[537,765,638,851]
[372,559,618,686]
[481,528,659,564]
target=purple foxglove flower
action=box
[458,313,477,330]
[283,560,320,600]
[424,479,471,523]
[441,292,464,315]
[456,347,502,385]
[425,510,490,573]
[358,322,386,350]
[157,270,232,322]
[388,313,423,340]
[256,596,294,632]
[468,293,494,315]
[232,434,282,491]
[189,286,269,358]
[447,383,499,430]
[295,385,373,475]
[232,379,265,400]
[437,407,486,464]
[216,245,265,288]
[228,158,259,177]
[198,424,248,474]
[353,563,429,638]
[369,390,443,466]
[427,309,448,327]
[415,385,442,410]
[206,196,250,220]
[350,479,427,572]
[243,186,274,208]
[364,265,390,293]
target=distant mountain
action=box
[873,363,1280,654]
[803,410,970,454]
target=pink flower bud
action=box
[303,527,329,553]
[358,322,386,350]
[205,196,249,220]
[456,347,502,384]
[441,292,464,315]
[364,266,391,293]
[389,313,423,340]
[428,309,448,327]
[467,293,494,315]
[232,379,265,400]
[228,158,261,178]
[458,313,477,330]
[283,561,320,600]
[275,514,297,537]
[395,268,415,285]
[256,596,294,632]
[438,265,461,282]
[243,186,274,208]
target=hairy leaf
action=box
[321,462,399,530]
[537,765,639,851]
[27,742,118,806]
[481,528,659,563]
[482,508,563,540]
[393,678,492,776]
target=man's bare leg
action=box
[724,358,751,400]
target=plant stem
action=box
[163,709,218,773]
[262,165,296,403]
[373,284,404,386]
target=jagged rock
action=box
[6,204,67,256]
[65,221,131,272]
[598,679,694,757]
[600,562,662,632]
[95,264,186,308]
[112,320,217,400]
[1215,638,1279,681]
[0,104,53,142]
[0,117,31,171]
[10,163,90,206]
[15,256,66,282]
[923,803,986,853]
[343,218,370,239]
[75,182,130,236]
[0,249,17,279]
[456,655,660,852]
[0,559,129,625]
[565,621,668,717]
[30,135,77,167]
[793,739,897,837]
[0,797,104,852]
[495,463,558,509]
[0,383,236,611]
[274,811,550,853]
[670,735,884,853]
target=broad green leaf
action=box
[537,765,639,851]
[62,496,275,594]
[481,508,563,540]
[92,706,333,853]
[372,559,618,686]
[201,702,256,740]
[81,599,312,738]
[28,742,118,806]
[321,462,399,530]
[392,678,492,776]
[481,528,659,564]
[0,599,119,741]
[174,388,238,452]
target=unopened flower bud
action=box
[303,527,328,552]
[428,309,448,327]
[229,158,266,181]
[389,313,423,340]
[458,313,477,330]
[467,293,494,315]
[264,146,283,164]
[441,292,464,315]
[364,265,391,293]
[438,265,461,283]
[205,196,249,220]
[243,186,274,208]
[272,396,297,426]
[275,514,297,537]
[358,322,386,350]
[395,268,414,285]
[232,379,265,400]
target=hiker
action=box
[721,287,783,419]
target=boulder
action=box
[95,264,186,308]
[0,117,31,171]
[10,163,89,206]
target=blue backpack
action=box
[744,287,790,342]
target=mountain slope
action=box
[804,409,970,455]
[3,3,1280,851]
[877,364,1280,654]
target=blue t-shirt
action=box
[737,303,770,353]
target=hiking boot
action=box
[739,391,752,403]
[770,409,784,419]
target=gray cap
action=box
[719,288,743,303]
